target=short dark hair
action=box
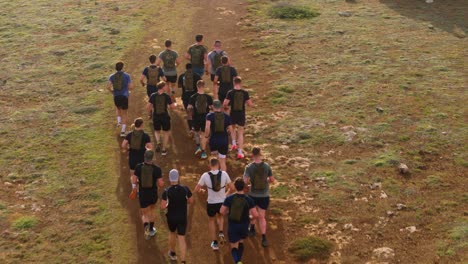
[186,63,193,70]
[234,177,245,191]
[252,147,261,156]
[165,39,172,48]
[197,80,205,88]
[157,81,166,90]
[214,40,221,46]
[149,55,157,63]
[134,117,144,128]
[210,158,219,167]
[195,34,203,42]
[115,61,124,71]
[234,76,242,84]
[221,56,229,64]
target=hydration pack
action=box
[140,164,154,188]
[147,66,159,86]
[153,93,167,115]
[220,66,231,84]
[213,51,223,71]
[196,94,208,114]
[252,163,268,191]
[229,195,248,222]
[184,71,194,92]
[190,45,204,66]
[232,90,244,111]
[163,51,176,69]
[214,112,225,133]
[208,171,223,192]
[130,130,143,150]
[113,72,124,90]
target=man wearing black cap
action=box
[205,99,232,172]
[131,150,163,239]
[161,169,193,263]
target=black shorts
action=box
[147,86,157,98]
[207,203,222,217]
[209,144,228,155]
[139,196,157,208]
[114,95,128,110]
[250,196,270,210]
[193,115,207,132]
[230,111,246,127]
[167,217,187,236]
[228,222,249,243]
[218,93,227,103]
[166,75,177,83]
[153,115,171,131]
[210,74,215,82]
[129,154,144,170]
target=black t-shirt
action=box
[162,185,193,220]
[134,163,162,199]
[142,66,165,88]
[215,66,238,92]
[125,131,151,156]
[189,93,213,117]
[148,92,173,116]
[226,89,250,112]
[178,71,202,100]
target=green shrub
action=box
[289,236,333,261]
[269,3,320,20]
[12,216,39,230]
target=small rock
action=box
[338,11,353,17]
[343,223,353,230]
[428,24,434,30]
[244,68,250,72]
[426,0,434,3]
[387,211,395,217]
[344,130,357,141]
[315,177,326,182]
[376,107,384,113]
[453,27,466,38]
[4,182,13,186]
[110,28,120,35]
[373,247,395,260]
[369,182,382,190]
[113,6,119,11]
[380,191,388,199]
[398,163,410,175]
[340,125,355,132]
[401,226,417,233]
[396,203,407,210]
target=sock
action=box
[117,116,121,124]
[143,222,148,228]
[238,148,243,154]
[150,222,154,230]
[250,224,255,231]
[262,234,266,240]
[238,243,244,260]
[213,240,218,244]
[121,124,126,132]
[132,184,136,189]
[194,133,200,145]
[232,140,237,146]
[231,248,239,263]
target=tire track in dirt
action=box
[115,0,288,263]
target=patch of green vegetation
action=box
[271,185,289,199]
[270,208,283,216]
[424,175,443,187]
[372,152,399,167]
[299,215,319,225]
[344,159,357,165]
[288,236,333,261]
[449,222,468,241]
[269,3,320,20]
[12,216,39,230]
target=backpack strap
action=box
[207,171,225,190]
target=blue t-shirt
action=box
[206,112,231,146]
[109,71,131,97]
[223,194,255,224]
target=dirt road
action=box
[114,0,288,263]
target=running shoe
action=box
[155,143,161,152]
[149,227,156,237]
[237,152,245,159]
[218,232,225,245]
[120,131,126,138]
[195,146,202,155]
[262,236,268,247]
[201,152,208,160]
[248,226,256,237]
[161,149,168,156]
[231,145,238,151]
[168,251,177,261]
[144,225,150,240]
[211,241,219,251]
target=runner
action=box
[185,34,208,77]
[147,81,176,156]
[206,40,228,83]
[161,169,194,264]
[140,54,166,98]
[213,56,237,102]
[223,76,254,159]
[205,100,232,172]
[156,39,180,100]
[243,147,275,247]
[194,158,234,250]
[178,63,202,134]
[188,80,213,159]
[130,150,163,239]
[106,61,134,137]
[220,177,258,264]
[121,117,153,179]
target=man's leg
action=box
[230,241,240,263]
[216,212,225,243]
[169,231,177,253]
[178,235,187,262]
[208,216,217,241]
[258,208,267,234]
[116,108,121,125]
[121,109,127,133]
[219,154,227,172]
[154,131,161,145]
[231,125,237,149]
[148,204,156,233]
[163,130,170,151]
[237,126,245,156]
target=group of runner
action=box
[107,35,275,264]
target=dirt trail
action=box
[115,0,288,263]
